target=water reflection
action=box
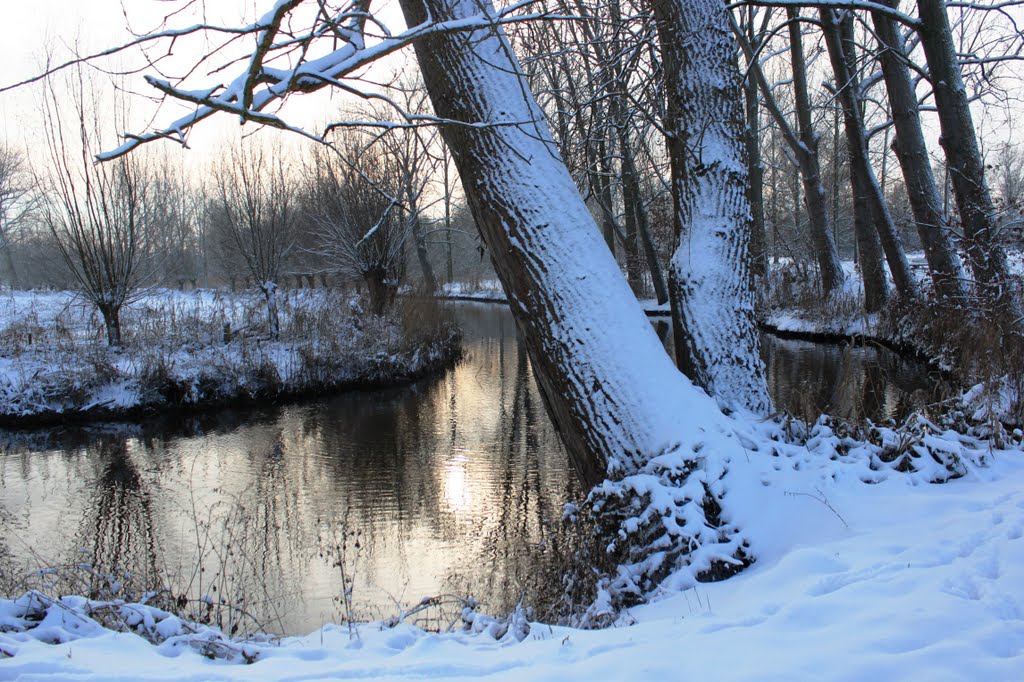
[759,334,949,421]
[0,304,584,636]
[0,304,946,636]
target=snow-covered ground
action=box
[0,288,459,421]
[440,279,507,301]
[2,415,1022,680]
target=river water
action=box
[0,303,945,635]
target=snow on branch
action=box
[95,0,572,161]
[727,0,922,28]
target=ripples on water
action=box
[0,304,945,635]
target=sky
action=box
[0,0,415,167]
[2,0,1023,177]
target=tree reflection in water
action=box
[0,304,946,636]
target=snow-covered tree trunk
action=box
[651,0,773,414]
[399,0,750,599]
[916,0,1023,322]
[871,2,967,301]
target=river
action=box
[0,302,946,635]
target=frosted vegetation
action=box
[0,288,459,422]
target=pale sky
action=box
[2,1,1022,174]
[0,0,415,166]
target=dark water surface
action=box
[0,303,944,635]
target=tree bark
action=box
[820,9,891,310]
[744,47,767,280]
[400,0,749,596]
[620,135,669,305]
[828,10,916,300]
[410,214,437,292]
[916,0,1023,321]
[652,0,773,414]
[871,1,967,300]
[786,8,846,295]
[98,303,122,347]
[592,139,619,258]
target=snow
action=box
[765,309,877,337]
[2,419,1022,679]
[0,288,458,420]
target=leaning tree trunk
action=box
[916,0,1023,322]
[835,10,916,299]
[821,9,916,301]
[871,1,967,300]
[652,0,773,414]
[820,9,891,311]
[787,8,845,295]
[400,0,750,601]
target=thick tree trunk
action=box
[652,0,773,414]
[871,2,967,300]
[916,0,1023,321]
[99,304,122,347]
[820,9,890,310]
[787,8,845,295]
[400,0,749,597]
[828,10,917,300]
[363,267,394,316]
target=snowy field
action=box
[0,288,458,421]
[2,413,1022,680]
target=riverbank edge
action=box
[0,329,463,430]
[436,294,935,362]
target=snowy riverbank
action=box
[2,412,1022,680]
[0,288,460,425]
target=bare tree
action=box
[303,137,405,315]
[209,143,295,339]
[360,84,443,293]
[0,144,35,288]
[732,9,845,295]
[40,72,150,346]
[870,0,968,301]
[819,8,892,310]
[916,0,1023,322]
[148,155,205,289]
